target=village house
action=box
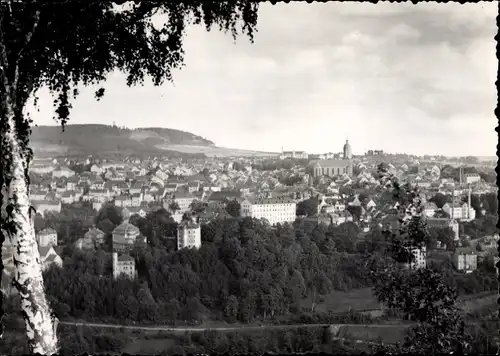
[240,196,296,226]
[453,247,478,273]
[423,202,438,217]
[39,245,63,271]
[115,195,133,208]
[177,219,202,250]
[84,226,106,246]
[32,200,62,215]
[37,228,58,247]
[112,220,142,252]
[112,252,136,279]
[90,164,104,174]
[172,191,195,213]
[52,166,76,178]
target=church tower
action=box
[343,139,352,160]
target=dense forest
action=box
[27,203,499,326]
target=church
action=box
[313,140,353,178]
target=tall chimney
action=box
[468,183,471,220]
[451,189,455,220]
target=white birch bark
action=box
[1,111,59,354]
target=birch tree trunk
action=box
[1,106,59,354]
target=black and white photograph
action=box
[0,1,498,354]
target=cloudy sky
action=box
[29,2,497,157]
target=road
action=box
[58,320,411,333]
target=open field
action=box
[156,143,278,157]
[300,288,381,314]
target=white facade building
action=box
[112,252,136,279]
[177,220,202,250]
[37,228,58,247]
[240,197,296,226]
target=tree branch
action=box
[0,7,11,93]
[12,9,41,97]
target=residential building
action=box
[172,192,195,213]
[84,227,106,246]
[32,200,62,215]
[36,228,58,247]
[177,219,202,250]
[406,246,427,270]
[423,202,438,217]
[280,151,309,160]
[464,173,480,185]
[426,217,460,241]
[442,202,476,221]
[240,197,296,226]
[453,247,478,273]
[38,246,63,271]
[52,166,76,178]
[112,221,141,252]
[112,252,136,279]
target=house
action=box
[280,151,309,160]
[74,236,95,250]
[131,193,142,207]
[177,219,202,250]
[84,227,106,246]
[37,228,58,247]
[442,203,475,221]
[114,195,132,208]
[129,183,143,195]
[172,192,195,213]
[90,176,105,190]
[426,217,459,241]
[423,202,438,217]
[453,247,478,273]
[52,166,76,178]
[302,215,332,230]
[123,206,150,218]
[90,164,104,174]
[464,173,480,185]
[60,191,75,204]
[38,245,63,271]
[405,246,427,270]
[112,221,141,252]
[32,200,62,215]
[197,211,216,225]
[112,252,136,279]
[207,191,242,209]
[240,197,296,226]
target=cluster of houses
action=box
[0,153,496,287]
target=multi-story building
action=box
[37,228,58,247]
[32,200,62,215]
[84,227,106,246]
[112,252,136,279]
[172,192,195,213]
[464,173,480,185]
[52,166,76,178]
[407,246,427,270]
[442,202,476,221]
[177,220,202,250]
[426,217,460,241]
[240,197,296,226]
[112,221,141,252]
[453,247,477,273]
[280,151,309,160]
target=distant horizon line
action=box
[31,123,495,159]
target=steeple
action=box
[343,139,352,160]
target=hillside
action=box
[29,124,214,157]
[29,124,277,158]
